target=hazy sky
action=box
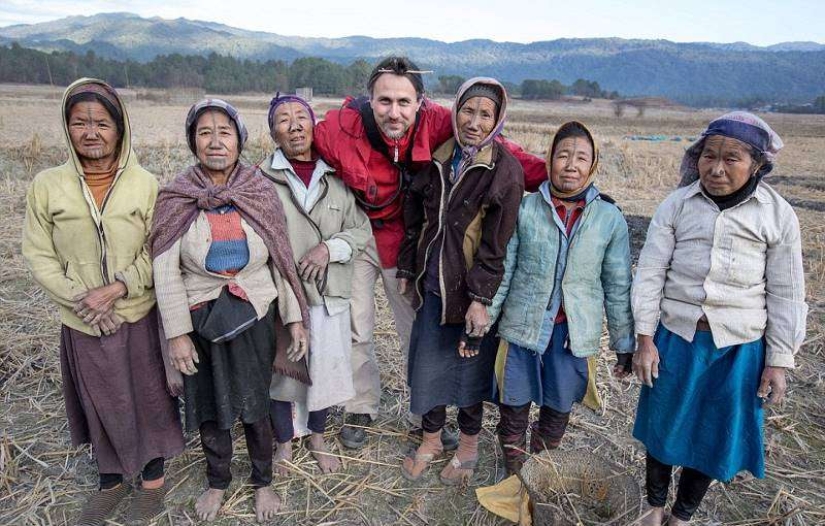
[1,0,823,46]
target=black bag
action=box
[193,286,259,343]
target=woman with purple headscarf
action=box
[261,94,371,475]
[396,77,524,485]
[632,112,807,525]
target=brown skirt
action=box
[60,308,185,476]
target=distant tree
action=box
[570,78,597,97]
[346,59,372,95]
[814,95,825,114]
[289,57,347,94]
[521,79,565,100]
[501,80,520,98]
[437,75,465,95]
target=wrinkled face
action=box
[550,136,594,193]
[68,101,120,163]
[195,109,239,174]
[271,102,313,161]
[370,74,421,140]
[697,135,756,196]
[456,96,497,147]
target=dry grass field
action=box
[0,84,823,525]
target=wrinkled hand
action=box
[613,353,633,379]
[757,366,787,405]
[286,323,308,362]
[298,243,330,283]
[73,281,127,326]
[94,311,123,336]
[458,332,483,358]
[464,301,490,338]
[169,335,199,376]
[632,335,659,387]
[398,278,410,296]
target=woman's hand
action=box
[169,335,199,375]
[94,311,123,336]
[397,278,409,296]
[757,366,787,404]
[286,322,308,362]
[73,281,127,326]
[465,301,490,339]
[298,243,330,282]
[613,353,634,379]
[458,333,483,358]
[632,335,660,387]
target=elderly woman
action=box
[488,121,634,476]
[396,77,524,485]
[151,99,309,523]
[632,112,807,525]
[22,78,184,526]
[261,94,371,474]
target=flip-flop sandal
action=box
[401,448,441,481]
[76,483,130,526]
[126,484,167,524]
[439,455,478,486]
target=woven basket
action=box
[518,449,641,526]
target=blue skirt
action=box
[495,322,588,412]
[407,292,498,415]
[633,325,766,482]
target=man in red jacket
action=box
[314,56,545,449]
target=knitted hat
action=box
[185,98,248,154]
[267,93,316,132]
[457,83,502,111]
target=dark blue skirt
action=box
[633,325,766,482]
[407,292,497,415]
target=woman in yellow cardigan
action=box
[22,78,184,526]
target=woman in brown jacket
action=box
[396,77,524,485]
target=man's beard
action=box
[380,123,407,140]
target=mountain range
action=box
[1,12,824,105]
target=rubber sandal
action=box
[76,483,130,526]
[439,455,478,486]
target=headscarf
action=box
[185,98,249,155]
[268,93,316,131]
[546,121,600,200]
[64,80,126,152]
[679,111,783,187]
[451,77,508,178]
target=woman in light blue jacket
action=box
[488,121,634,476]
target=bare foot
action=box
[667,515,689,526]
[274,441,293,476]
[195,488,225,522]
[142,475,164,490]
[254,486,281,523]
[639,505,665,526]
[308,433,340,474]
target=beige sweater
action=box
[632,180,807,368]
[153,211,303,339]
[260,149,371,313]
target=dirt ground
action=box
[0,84,823,525]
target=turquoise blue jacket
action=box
[488,182,634,357]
